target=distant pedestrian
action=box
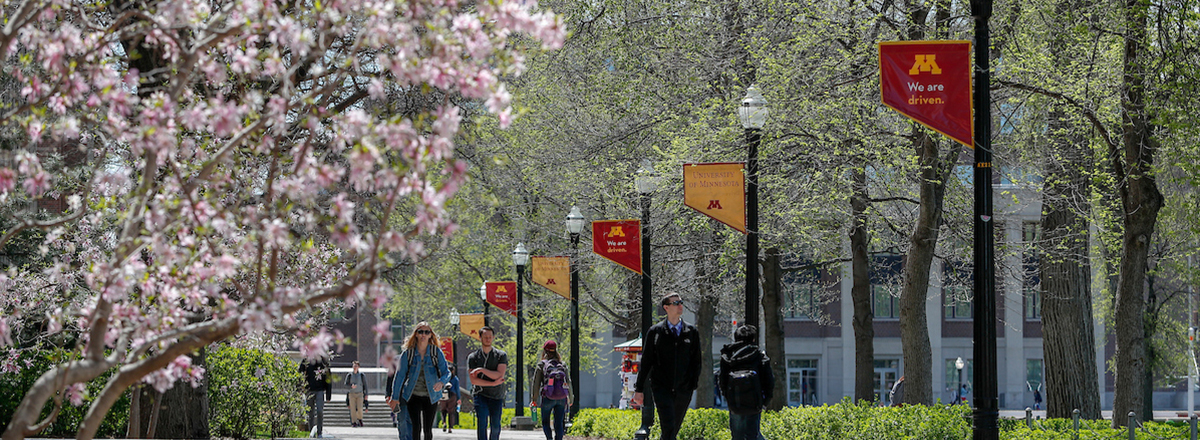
[890,376,905,406]
[389,322,451,440]
[468,326,508,440]
[631,292,701,440]
[719,325,774,440]
[345,361,368,427]
[439,363,460,433]
[1033,388,1042,410]
[959,383,969,406]
[299,356,332,437]
[531,340,572,440]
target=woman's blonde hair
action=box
[403,321,440,352]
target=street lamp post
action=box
[956,357,966,405]
[566,206,586,419]
[449,308,461,426]
[513,243,530,418]
[479,284,490,328]
[970,1,999,439]
[738,85,768,329]
[633,160,656,440]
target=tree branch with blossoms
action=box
[0,0,563,439]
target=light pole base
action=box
[511,416,536,430]
[633,427,651,440]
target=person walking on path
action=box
[890,376,906,407]
[631,292,701,440]
[345,361,369,427]
[300,356,332,437]
[719,325,774,440]
[389,322,451,440]
[439,363,460,433]
[468,326,508,440]
[1033,387,1043,410]
[530,340,572,440]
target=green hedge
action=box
[207,345,306,440]
[568,401,1189,440]
[0,348,129,438]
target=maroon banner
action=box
[485,281,517,316]
[879,40,973,148]
[593,219,642,274]
[439,337,454,361]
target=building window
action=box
[871,256,902,320]
[1026,359,1044,392]
[787,359,819,406]
[1023,222,1042,321]
[784,267,821,320]
[872,284,900,320]
[874,359,900,405]
[943,262,973,320]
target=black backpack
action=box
[725,368,763,414]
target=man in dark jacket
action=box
[719,325,774,440]
[300,356,332,437]
[632,292,701,440]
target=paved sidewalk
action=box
[301,425,557,440]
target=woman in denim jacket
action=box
[389,322,451,440]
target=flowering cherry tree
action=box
[0,0,562,438]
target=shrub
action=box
[0,348,129,438]
[567,400,1188,440]
[207,345,306,440]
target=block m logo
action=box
[909,54,942,75]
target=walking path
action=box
[306,425,556,440]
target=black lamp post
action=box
[970,0,998,439]
[956,357,966,405]
[513,243,530,418]
[633,159,656,440]
[738,84,768,329]
[566,206,586,419]
[479,284,490,328]
[449,308,461,425]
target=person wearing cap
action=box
[631,292,701,440]
[530,340,572,440]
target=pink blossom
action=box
[0,168,15,193]
[66,383,87,406]
[23,171,51,197]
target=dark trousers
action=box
[306,391,325,436]
[475,395,504,440]
[407,395,436,440]
[651,388,693,440]
[729,412,762,440]
[539,398,568,440]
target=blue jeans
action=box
[730,412,762,440]
[539,398,567,440]
[475,395,503,440]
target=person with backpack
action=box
[530,340,572,440]
[299,356,332,437]
[389,322,451,440]
[344,361,369,427]
[438,364,460,433]
[718,325,774,440]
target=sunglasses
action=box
[667,300,684,306]
[416,329,432,335]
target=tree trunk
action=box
[762,247,787,410]
[1111,0,1164,426]
[1038,110,1102,419]
[849,162,875,404]
[144,349,209,439]
[125,385,142,439]
[899,132,960,406]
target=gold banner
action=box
[459,313,485,341]
[683,163,746,233]
[532,256,571,299]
